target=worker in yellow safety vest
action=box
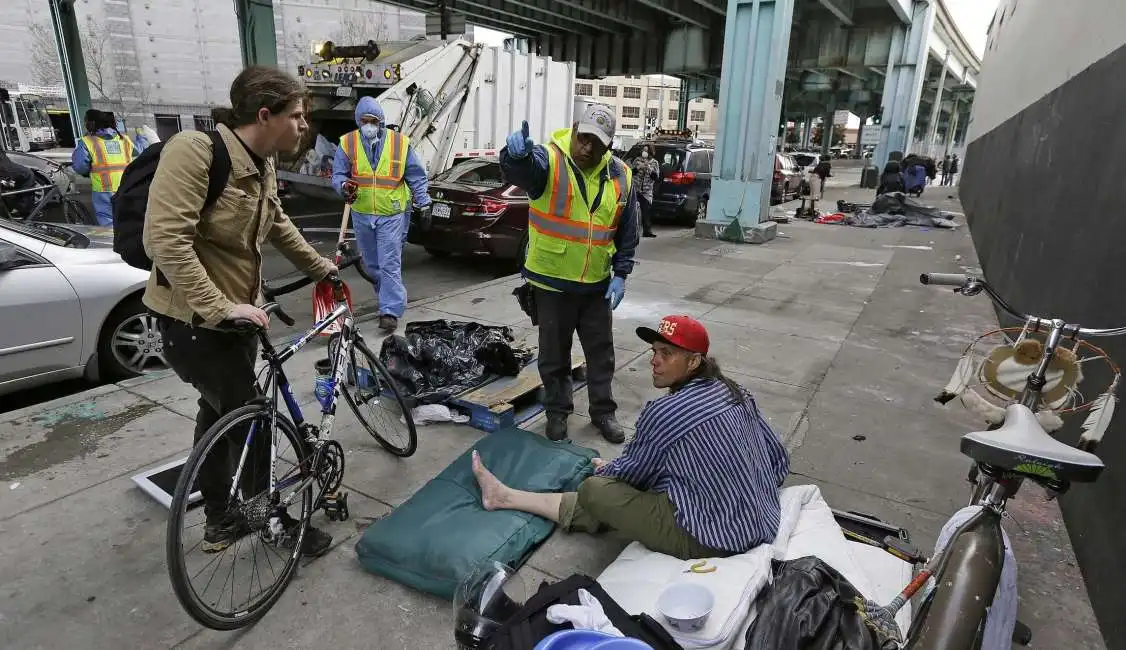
[500,105,640,444]
[332,97,432,333]
[71,110,136,226]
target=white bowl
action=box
[656,582,715,633]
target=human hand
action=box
[342,180,358,203]
[591,457,608,470]
[320,261,339,280]
[228,303,269,328]
[604,276,625,310]
[505,120,533,158]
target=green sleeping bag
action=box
[354,427,598,600]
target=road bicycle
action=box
[873,272,1121,649]
[1,164,95,225]
[165,245,418,630]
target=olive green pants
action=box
[557,476,733,560]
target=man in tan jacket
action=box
[145,66,336,556]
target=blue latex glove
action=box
[605,276,625,310]
[506,120,533,158]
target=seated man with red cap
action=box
[472,315,790,560]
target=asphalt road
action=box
[1,193,513,414]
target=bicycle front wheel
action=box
[166,404,312,630]
[341,338,418,457]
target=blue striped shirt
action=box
[596,377,790,553]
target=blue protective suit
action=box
[72,128,136,226]
[331,97,431,318]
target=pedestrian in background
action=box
[631,144,660,238]
[805,160,831,216]
[948,154,960,185]
[940,155,951,186]
[501,106,640,444]
[876,160,906,195]
[72,110,136,226]
[332,97,432,333]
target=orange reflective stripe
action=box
[344,131,361,175]
[611,175,626,226]
[528,209,614,243]
[546,144,570,217]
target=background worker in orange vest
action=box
[500,106,640,444]
[72,110,136,226]
[332,97,431,333]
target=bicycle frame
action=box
[226,299,357,513]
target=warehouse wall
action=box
[961,1,1126,647]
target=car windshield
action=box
[792,154,816,168]
[625,145,686,174]
[433,159,507,188]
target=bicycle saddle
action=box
[962,404,1104,483]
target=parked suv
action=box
[624,135,714,226]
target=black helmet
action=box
[453,561,526,649]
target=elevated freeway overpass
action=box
[44,0,978,235]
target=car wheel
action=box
[99,296,168,380]
[424,247,452,258]
[688,197,708,226]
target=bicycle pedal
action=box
[322,491,350,522]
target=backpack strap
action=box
[202,130,231,212]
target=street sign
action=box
[860,128,880,146]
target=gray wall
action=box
[961,2,1126,647]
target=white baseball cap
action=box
[575,104,616,146]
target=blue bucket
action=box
[533,629,654,650]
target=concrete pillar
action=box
[820,110,833,156]
[925,54,949,157]
[699,0,796,242]
[676,78,689,130]
[235,0,278,67]
[49,0,92,141]
[872,0,936,171]
[801,116,813,148]
[943,96,960,155]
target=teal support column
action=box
[676,78,689,130]
[872,0,934,171]
[235,0,278,67]
[49,0,91,141]
[699,0,796,242]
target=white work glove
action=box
[546,588,624,637]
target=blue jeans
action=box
[352,210,407,318]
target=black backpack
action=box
[111,131,231,270]
[480,574,682,650]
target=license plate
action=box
[335,86,353,98]
[433,203,451,219]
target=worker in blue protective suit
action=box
[332,96,432,333]
[71,110,137,226]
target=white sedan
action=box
[0,217,166,396]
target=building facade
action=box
[3,0,433,138]
[573,74,719,144]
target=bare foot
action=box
[472,450,510,511]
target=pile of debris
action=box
[818,193,958,229]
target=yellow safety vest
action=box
[339,129,412,216]
[525,130,631,285]
[83,134,133,193]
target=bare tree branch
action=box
[28,23,64,86]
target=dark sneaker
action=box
[378,315,398,333]
[545,415,568,441]
[202,511,251,553]
[643,231,657,238]
[277,513,334,558]
[593,415,626,444]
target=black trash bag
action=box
[744,556,898,650]
[378,319,533,404]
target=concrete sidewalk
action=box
[0,183,1104,649]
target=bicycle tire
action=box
[62,198,96,225]
[166,404,312,630]
[341,338,418,457]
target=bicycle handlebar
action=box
[920,272,1126,337]
[221,243,363,332]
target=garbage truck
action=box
[278,38,577,199]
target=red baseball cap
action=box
[636,315,710,355]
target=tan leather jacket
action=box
[142,125,332,327]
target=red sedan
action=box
[407,156,529,263]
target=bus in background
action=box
[0,88,57,152]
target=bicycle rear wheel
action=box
[166,404,312,630]
[341,338,418,457]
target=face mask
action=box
[641,151,649,158]
[360,123,381,140]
